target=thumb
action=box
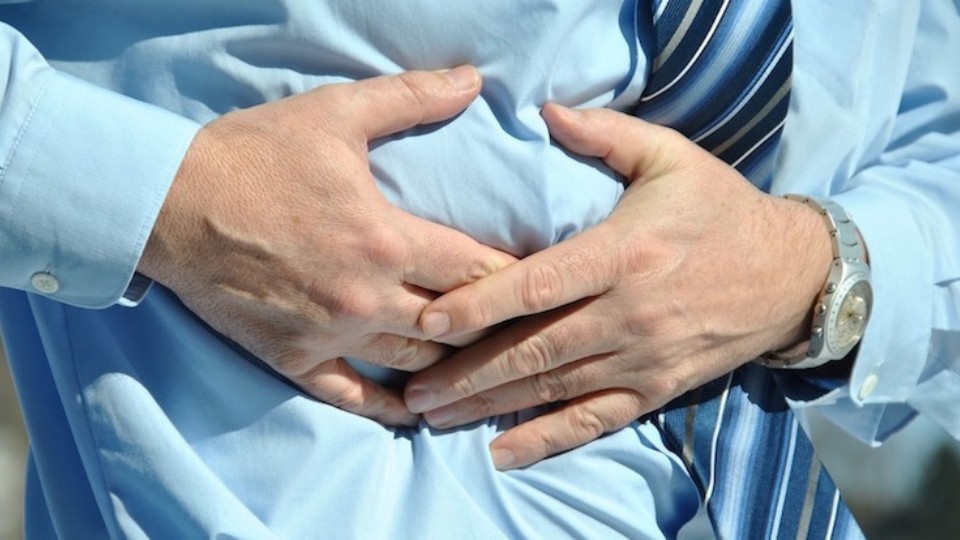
[348,66,482,141]
[398,209,517,293]
[541,103,682,183]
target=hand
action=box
[138,67,514,426]
[405,104,832,468]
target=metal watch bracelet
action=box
[757,195,872,369]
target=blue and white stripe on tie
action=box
[633,1,865,537]
[657,366,862,539]
[637,0,794,189]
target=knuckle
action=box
[380,337,420,370]
[505,334,554,378]
[272,347,315,378]
[616,232,674,276]
[571,407,608,441]
[464,393,498,419]
[623,305,662,338]
[532,428,565,460]
[530,370,569,404]
[463,256,499,284]
[645,372,686,403]
[450,375,478,401]
[393,73,431,115]
[517,263,565,312]
[459,292,496,331]
[363,226,407,268]
[327,285,379,322]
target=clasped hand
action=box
[405,104,833,470]
[141,68,831,468]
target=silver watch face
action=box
[832,278,873,350]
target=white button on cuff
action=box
[30,272,60,294]
[858,374,879,401]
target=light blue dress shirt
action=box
[0,0,958,538]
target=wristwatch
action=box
[759,195,873,369]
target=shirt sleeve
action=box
[0,22,200,309]
[776,1,960,443]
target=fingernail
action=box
[405,387,437,413]
[491,448,517,470]
[421,311,450,339]
[424,407,456,428]
[444,65,479,91]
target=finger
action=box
[352,333,452,372]
[352,276,499,347]
[293,358,420,426]
[432,327,493,348]
[542,103,682,183]
[420,353,617,429]
[398,209,517,293]
[417,225,616,339]
[406,301,615,413]
[369,281,505,349]
[346,66,482,140]
[368,280,437,338]
[488,390,648,470]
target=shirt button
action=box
[30,272,60,294]
[858,374,879,400]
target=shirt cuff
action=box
[0,70,200,308]
[831,186,934,406]
[778,186,935,444]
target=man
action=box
[1,1,957,538]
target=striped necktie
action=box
[636,0,793,189]
[634,1,864,538]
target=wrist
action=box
[138,126,214,289]
[765,194,835,354]
[760,195,873,369]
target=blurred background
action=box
[1,342,27,540]
[810,412,960,539]
[1,338,959,539]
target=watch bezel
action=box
[820,270,872,359]
[807,269,873,360]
